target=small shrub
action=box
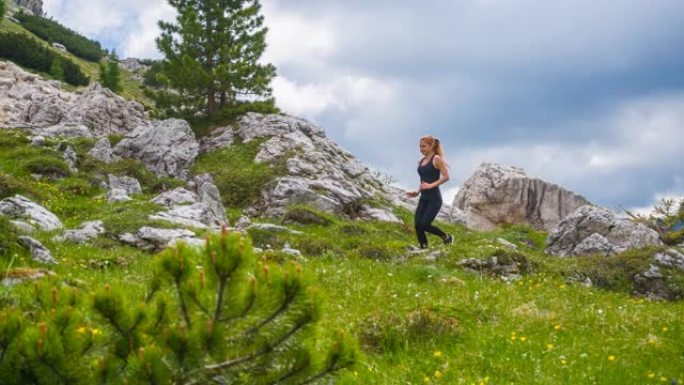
[0,230,356,384]
[0,216,21,258]
[23,156,71,178]
[359,307,460,354]
[283,205,335,226]
[193,140,285,208]
[0,173,35,199]
[58,176,99,196]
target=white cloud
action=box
[443,93,684,206]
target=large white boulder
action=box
[452,162,591,231]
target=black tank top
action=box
[417,154,441,199]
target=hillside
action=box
[0,19,151,107]
[1,7,684,382]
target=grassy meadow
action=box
[0,129,682,384]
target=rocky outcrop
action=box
[452,163,591,231]
[18,236,56,264]
[54,220,105,243]
[119,58,148,73]
[88,138,118,163]
[632,249,684,300]
[11,0,43,16]
[113,119,199,180]
[201,113,405,222]
[106,175,141,203]
[0,61,147,136]
[546,205,662,257]
[0,195,62,231]
[149,175,227,229]
[119,227,204,252]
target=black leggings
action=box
[414,197,446,247]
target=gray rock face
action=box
[107,188,131,203]
[546,205,662,257]
[119,58,148,73]
[149,175,227,229]
[119,227,204,252]
[18,236,56,264]
[247,223,304,235]
[571,233,619,256]
[452,163,591,231]
[113,119,199,180]
[12,0,43,15]
[54,220,105,243]
[0,61,148,136]
[109,175,142,195]
[62,144,77,170]
[200,113,404,222]
[88,138,118,163]
[0,195,62,231]
[151,188,198,208]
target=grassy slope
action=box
[0,19,152,108]
[0,130,682,384]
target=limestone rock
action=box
[11,0,44,15]
[151,188,198,208]
[149,175,227,229]
[88,138,118,163]
[453,162,591,231]
[54,220,105,243]
[106,188,131,203]
[546,205,662,257]
[18,236,56,264]
[200,113,402,222]
[119,58,148,73]
[118,227,203,252]
[62,144,77,170]
[0,61,147,136]
[0,195,62,231]
[108,175,141,195]
[653,249,684,271]
[113,119,199,180]
[248,223,304,235]
[571,233,619,256]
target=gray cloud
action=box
[43,0,684,211]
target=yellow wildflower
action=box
[434,370,442,379]
[561,359,567,365]
[547,344,554,350]
[520,336,527,342]
[554,324,561,330]
[76,326,86,334]
[424,377,431,384]
[608,355,615,362]
[433,351,442,358]
[647,371,655,379]
[91,328,102,336]
[660,377,667,382]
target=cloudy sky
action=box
[44,0,684,213]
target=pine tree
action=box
[98,61,109,87]
[49,58,65,81]
[0,0,6,21]
[153,0,277,118]
[106,51,121,93]
[99,53,121,94]
[0,229,356,384]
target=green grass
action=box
[192,138,288,208]
[0,131,683,384]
